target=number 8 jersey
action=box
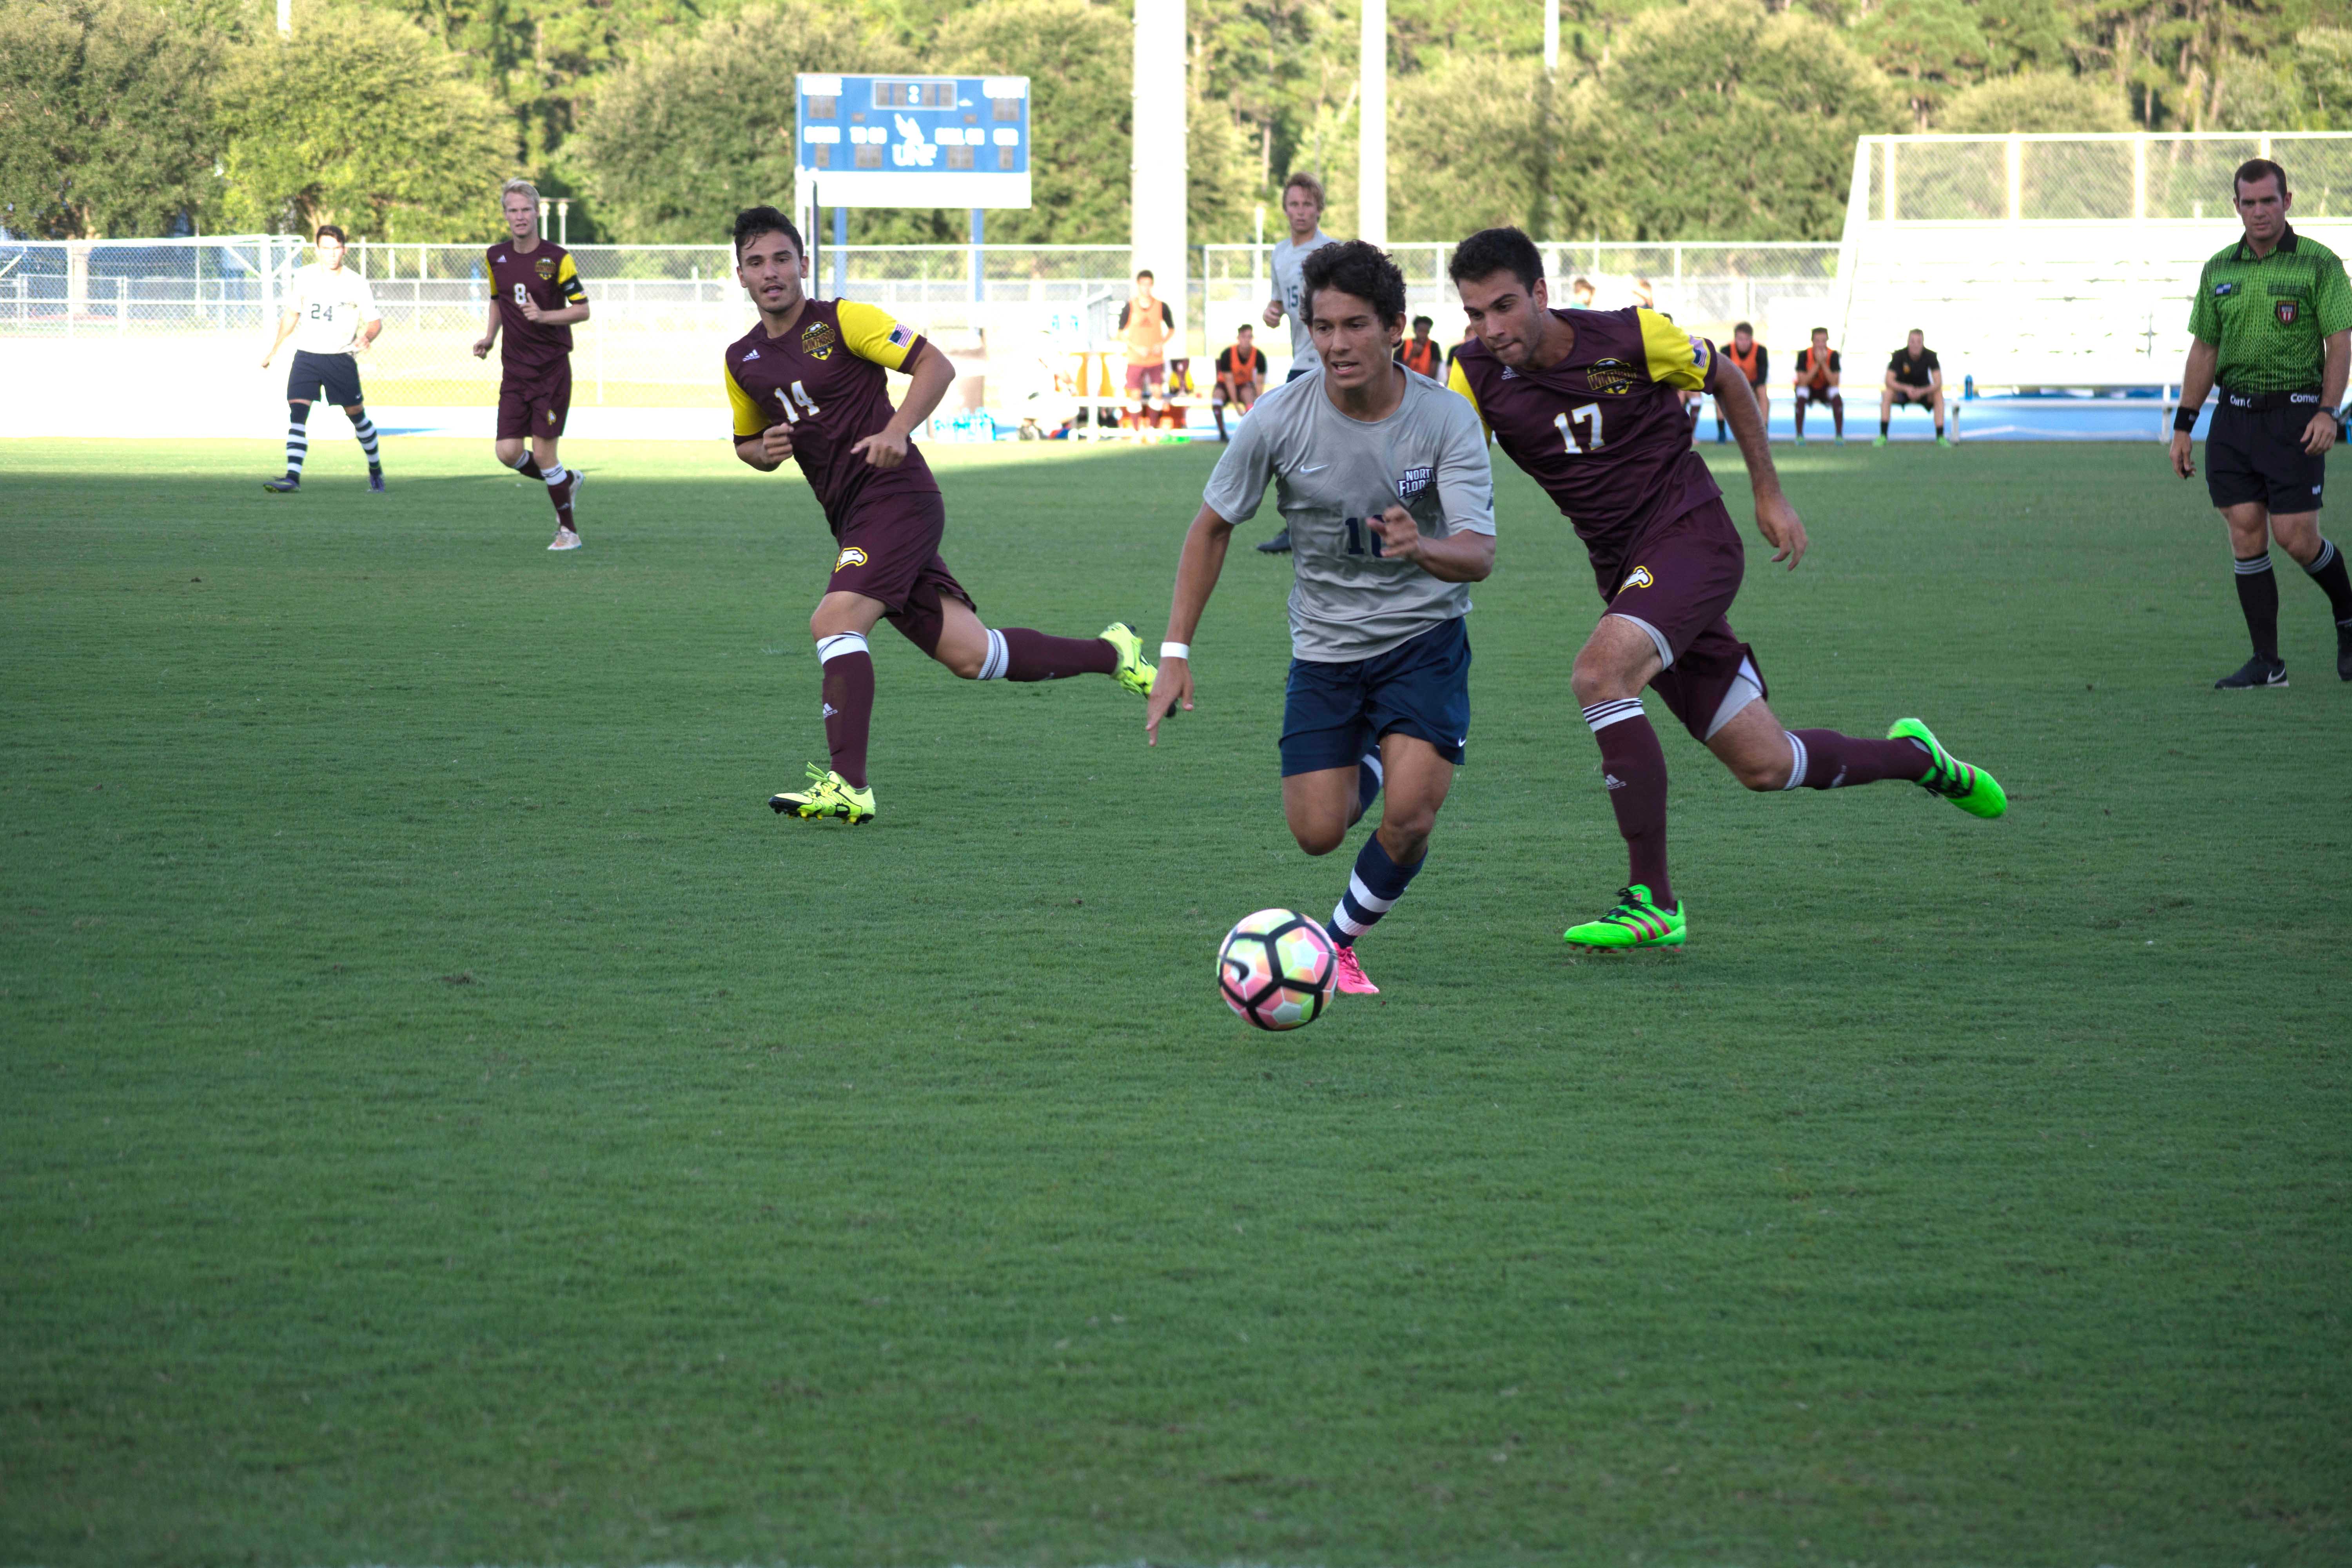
[724,299,938,534]
[1447,306,1719,548]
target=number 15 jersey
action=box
[1448,306,1718,550]
[724,299,937,534]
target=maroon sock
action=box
[1583,699,1671,908]
[996,627,1116,681]
[1784,729,1931,789]
[817,637,875,788]
[545,468,575,530]
[512,453,543,479]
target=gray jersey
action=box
[1202,367,1496,663]
[1270,231,1341,365]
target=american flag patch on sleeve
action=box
[888,323,916,348]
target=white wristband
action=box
[1159,641,1191,662]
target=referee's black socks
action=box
[2305,538,2352,624]
[2234,553,2281,662]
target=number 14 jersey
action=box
[1447,306,1718,548]
[724,299,937,534]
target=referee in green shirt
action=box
[2172,157,2352,686]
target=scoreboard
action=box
[795,74,1032,209]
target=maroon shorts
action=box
[497,362,572,440]
[1593,497,1767,742]
[1125,361,1165,397]
[827,488,977,654]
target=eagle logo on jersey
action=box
[535,256,556,281]
[1587,358,1638,395]
[1621,566,1655,591]
[835,547,869,570]
[802,320,838,361]
[2276,298,2300,325]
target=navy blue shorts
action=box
[287,349,363,408]
[1279,616,1471,776]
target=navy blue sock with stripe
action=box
[284,401,310,478]
[1327,833,1423,950]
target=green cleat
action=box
[1888,717,2005,818]
[1563,884,1686,951]
[1101,620,1154,697]
[1873,435,1889,446]
[769,764,875,824]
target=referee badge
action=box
[2276,298,2300,325]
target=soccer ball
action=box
[1217,908,1338,1031]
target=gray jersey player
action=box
[1148,241,1495,1000]
[1255,171,1344,555]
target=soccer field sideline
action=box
[2,437,2345,1565]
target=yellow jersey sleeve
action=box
[1445,356,1488,436]
[726,367,766,439]
[837,299,921,370]
[556,252,586,305]
[1637,307,1711,390]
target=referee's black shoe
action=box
[1256,528,1292,554]
[2214,655,2288,689]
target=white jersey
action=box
[1270,230,1341,366]
[1201,365,1495,663]
[286,262,380,356]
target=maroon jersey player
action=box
[1445,227,2007,951]
[471,179,590,550]
[723,207,1155,826]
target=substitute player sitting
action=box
[1145,241,1496,998]
[1878,328,1947,445]
[472,179,590,550]
[1445,227,2004,952]
[1791,327,1844,443]
[1212,323,1267,441]
[723,207,1155,826]
[258,225,385,493]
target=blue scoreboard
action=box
[795,74,1032,209]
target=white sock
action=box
[542,464,568,486]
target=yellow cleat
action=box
[1101,620,1154,697]
[768,764,875,824]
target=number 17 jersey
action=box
[724,299,937,533]
[1448,306,1719,549]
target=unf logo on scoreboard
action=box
[795,74,1032,210]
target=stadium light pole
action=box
[1130,0,1187,353]
[1358,0,1387,245]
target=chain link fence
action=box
[1,234,1842,414]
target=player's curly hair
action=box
[733,205,804,259]
[1300,240,1406,327]
[1447,227,1543,293]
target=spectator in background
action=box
[1397,314,1442,377]
[1879,328,1947,445]
[1792,326,1844,443]
[1119,269,1173,438]
[1717,321,1768,444]
[1258,170,1342,551]
[1212,323,1267,441]
[1571,277,1597,308]
[1630,277,1656,310]
[1446,319,1479,377]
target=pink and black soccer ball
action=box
[1217,907,1338,1031]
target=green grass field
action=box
[2,435,2346,1566]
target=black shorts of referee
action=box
[2207,387,2328,515]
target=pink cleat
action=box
[1331,943,1379,996]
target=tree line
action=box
[5,0,2352,245]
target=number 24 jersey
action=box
[1448,305,1719,550]
[724,299,936,533]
